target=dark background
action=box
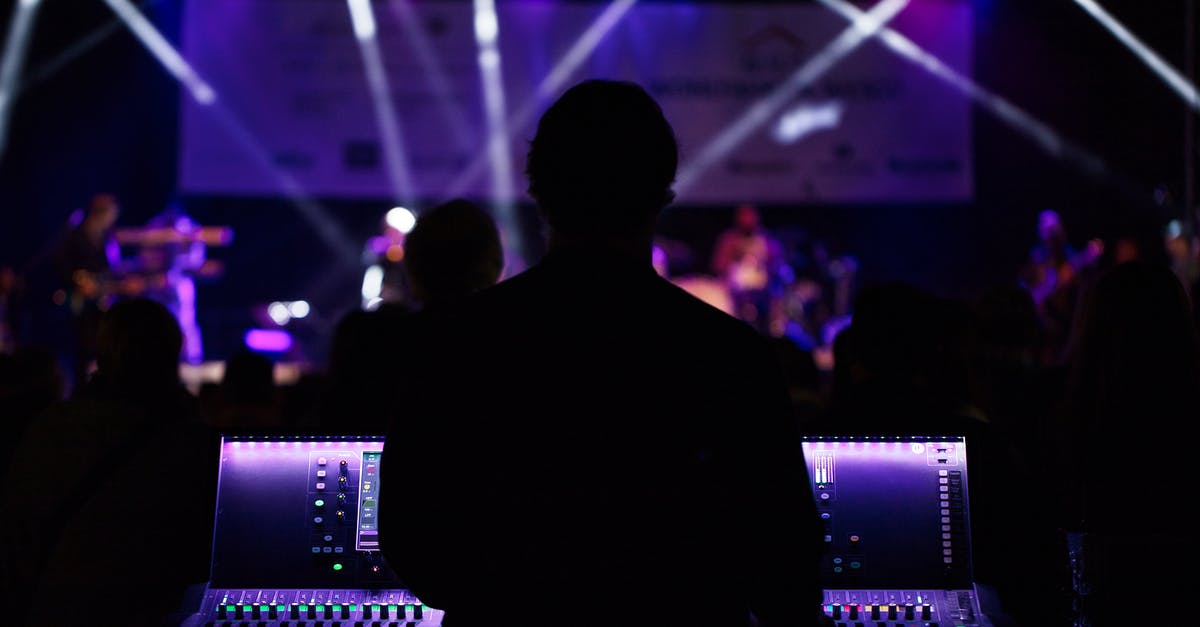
[1,0,1195,366]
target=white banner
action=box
[179,0,973,204]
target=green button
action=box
[332,563,344,571]
[225,605,235,613]
[315,499,325,507]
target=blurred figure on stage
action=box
[52,193,128,389]
[0,265,22,353]
[1019,208,1103,365]
[711,202,789,335]
[117,202,210,364]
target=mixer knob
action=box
[340,459,349,474]
[921,604,932,620]
[904,604,915,620]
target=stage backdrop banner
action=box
[179,1,973,204]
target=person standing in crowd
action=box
[319,198,504,434]
[377,79,829,627]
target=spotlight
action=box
[386,207,416,234]
[288,300,311,319]
[267,301,291,326]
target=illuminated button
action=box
[316,482,326,490]
[312,546,321,553]
[318,457,327,466]
[333,563,344,572]
[832,557,843,564]
[337,510,346,521]
[222,605,234,618]
[338,493,347,504]
[315,500,325,508]
[387,604,398,618]
[315,517,324,524]
[339,476,348,486]
[833,566,843,573]
[324,534,334,542]
[335,546,344,553]
[850,561,861,569]
[324,547,333,553]
[317,470,327,478]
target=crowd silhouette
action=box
[1,77,1198,627]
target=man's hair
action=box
[526,79,678,236]
[404,198,504,303]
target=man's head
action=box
[1038,209,1064,245]
[403,198,504,305]
[87,193,120,230]
[526,79,678,238]
[734,203,760,233]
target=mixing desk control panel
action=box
[183,435,442,627]
[821,588,987,626]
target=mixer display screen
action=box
[800,436,974,590]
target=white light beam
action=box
[445,0,638,199]
[0,0,43,162]
[1075,0,1200,111]
[348,0,417,202]
[102,0,216,105]
[818,0,1107,176]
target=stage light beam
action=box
[0,0,43,162]
[473,0,524,262]
[102,0,216,105]
[445,0,638,199]
[674,0,911,196]
[1074,0,1200,111]
[817,0,1107,177]
[347,0,417,202]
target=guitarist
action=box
[53,193,133,389]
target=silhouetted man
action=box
[378,79,827,627]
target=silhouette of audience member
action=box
[378,79,828,627]
[403,198,504,310]
[205,348,281,430]
[319,199,504,433]
[1054,260,1199,627]
[0,345,66,463]
[0,298,216,626]
[822,282,1063,626]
